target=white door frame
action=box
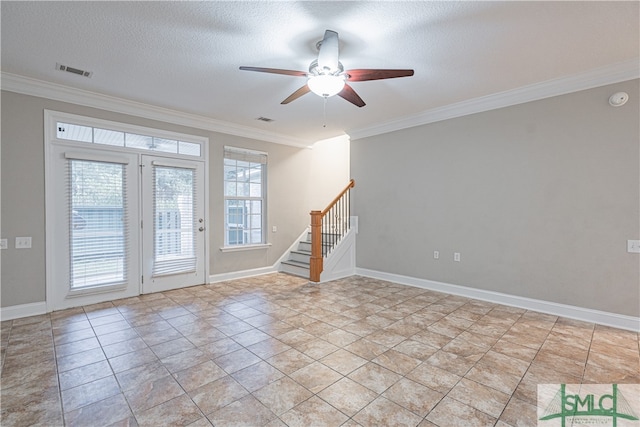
[47,147,141,310]
[44,110,210,312]
[141,155,206,294]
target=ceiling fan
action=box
[239,30,414,107]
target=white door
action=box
[49,148,141,310]
[141,156,206,293]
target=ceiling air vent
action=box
[56,63,93,78]
[256,117,274,122]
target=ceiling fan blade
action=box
[346,69,414,81]
[317,30,339,72]
[281,84,311,104]
[338,84,365,107]
[239,66,307,77]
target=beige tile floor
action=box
[1,273,639,426]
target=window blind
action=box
[224,146,267,164]
[152,165,197,276]
[67,159,128,289]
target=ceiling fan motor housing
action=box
[308,59,344,76]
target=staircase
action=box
[280,232,343,278]
[280,233,313,278]
[280,179,356,282]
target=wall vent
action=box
[256,117,274,122]
[56,63,93,78]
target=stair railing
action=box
[309,179,355,282]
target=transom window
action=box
[223,146,267,246]
[56,122,201,157]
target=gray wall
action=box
[351,80,640,317]
[1,90,346,307]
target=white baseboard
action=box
[209,266,278,283]
[210,229,312,283]
[356,268,640,332]
[0,301,48,321]
[3,252,289,321]
[9,266,635,332]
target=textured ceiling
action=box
[1,1,639,144]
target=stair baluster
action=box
[310,179,355,282]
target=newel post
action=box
[309,210,323,282]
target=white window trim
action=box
[46,110,207,160]
[223,146,267,247]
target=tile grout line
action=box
[4,274,638,426]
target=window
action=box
[223,147,266,246]
[56,122,202,157]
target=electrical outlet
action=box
[15,237,32,249]
[454,252,461,262]
[272,226,277,233]
[628,240,640,253]
[433,251,439,260]
[0,239,7,250]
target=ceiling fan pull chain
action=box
[323,96,327,128]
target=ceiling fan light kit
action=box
[307,75,346,97]
[239,29,414,107]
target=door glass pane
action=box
[153,166,196,276]
[69,160,127,288]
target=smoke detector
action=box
[56,63,93,78]
[609,92,628,107]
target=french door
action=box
[141,156,205,293]
[48,148,206,310]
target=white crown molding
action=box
[0,72,312,148]
[348,59,640,140]
[356,268,640,332]
[4,59,638,146]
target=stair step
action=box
[282,228,350,279]
[289,250,311,263]
[280,260,310,279]
[282,259,309,268]
[297,241,311,251]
